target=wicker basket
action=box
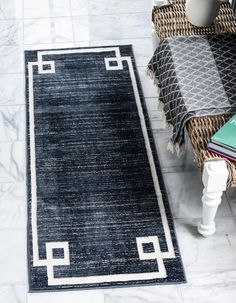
[152,0,236,187]
[153,0,236,40]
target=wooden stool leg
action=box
[198,160,228,237]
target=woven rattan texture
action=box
[152,0,236,187]
[187,116,236,187]
[152,0,236,40]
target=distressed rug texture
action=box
[26,45,186,291]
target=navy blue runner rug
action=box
[26,45,185,291]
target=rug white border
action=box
[28,47,176,286]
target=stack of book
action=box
[207,114,236,162]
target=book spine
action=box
[210,140,236,152]
[207,147,236,162]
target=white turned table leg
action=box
[198,160,229,237]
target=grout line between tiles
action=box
[0,283,26,287]
[0,138,25,144]
[0,43,23,47]
[178,284,186,303]
[0,103,25,107]
[23,38,152,46]
[21,1,25,107]
[69,0,76,46]
[1,11,151,21]
[225,190,236,217]
[14,5,28,293]
[85,36,153,42]
[0,226,26,232]
[173,213,234,221]
[0,180,25,185]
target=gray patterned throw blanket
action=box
[148,33,236,152]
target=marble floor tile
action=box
[0,228,26,284]
[0,285,26,303]
[73,13,151,42]
[104,285,183,303]
[74,41,91,48]
[70,0,89,16]
[90,38,153,67]
[176,217,236,274]
[181,271,236,303]
[24,0,71,18]
[71,0,152,16]
[24,41,75,51]
[145,97,165,130]
[0,182,26,229]
[145,98,161,119]
[89,13,151,40]
[0,20,23,46]
[176,217,236,303]
[24,41,90,52]
[24,17,74,45]
[72,15,89,42]
[0,45,24,74]
[163,170,231,219]
[0,0,23,19]
[153,130,199,173]
[226,187,236,216]
[145,97,170,130]
[28,289,105,303]
[0,141,25,182]
[0,105,25,142]
[149,118,166,131]
[137,67,159,98]
[0,74,24,105]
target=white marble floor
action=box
[0,0,235,302]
